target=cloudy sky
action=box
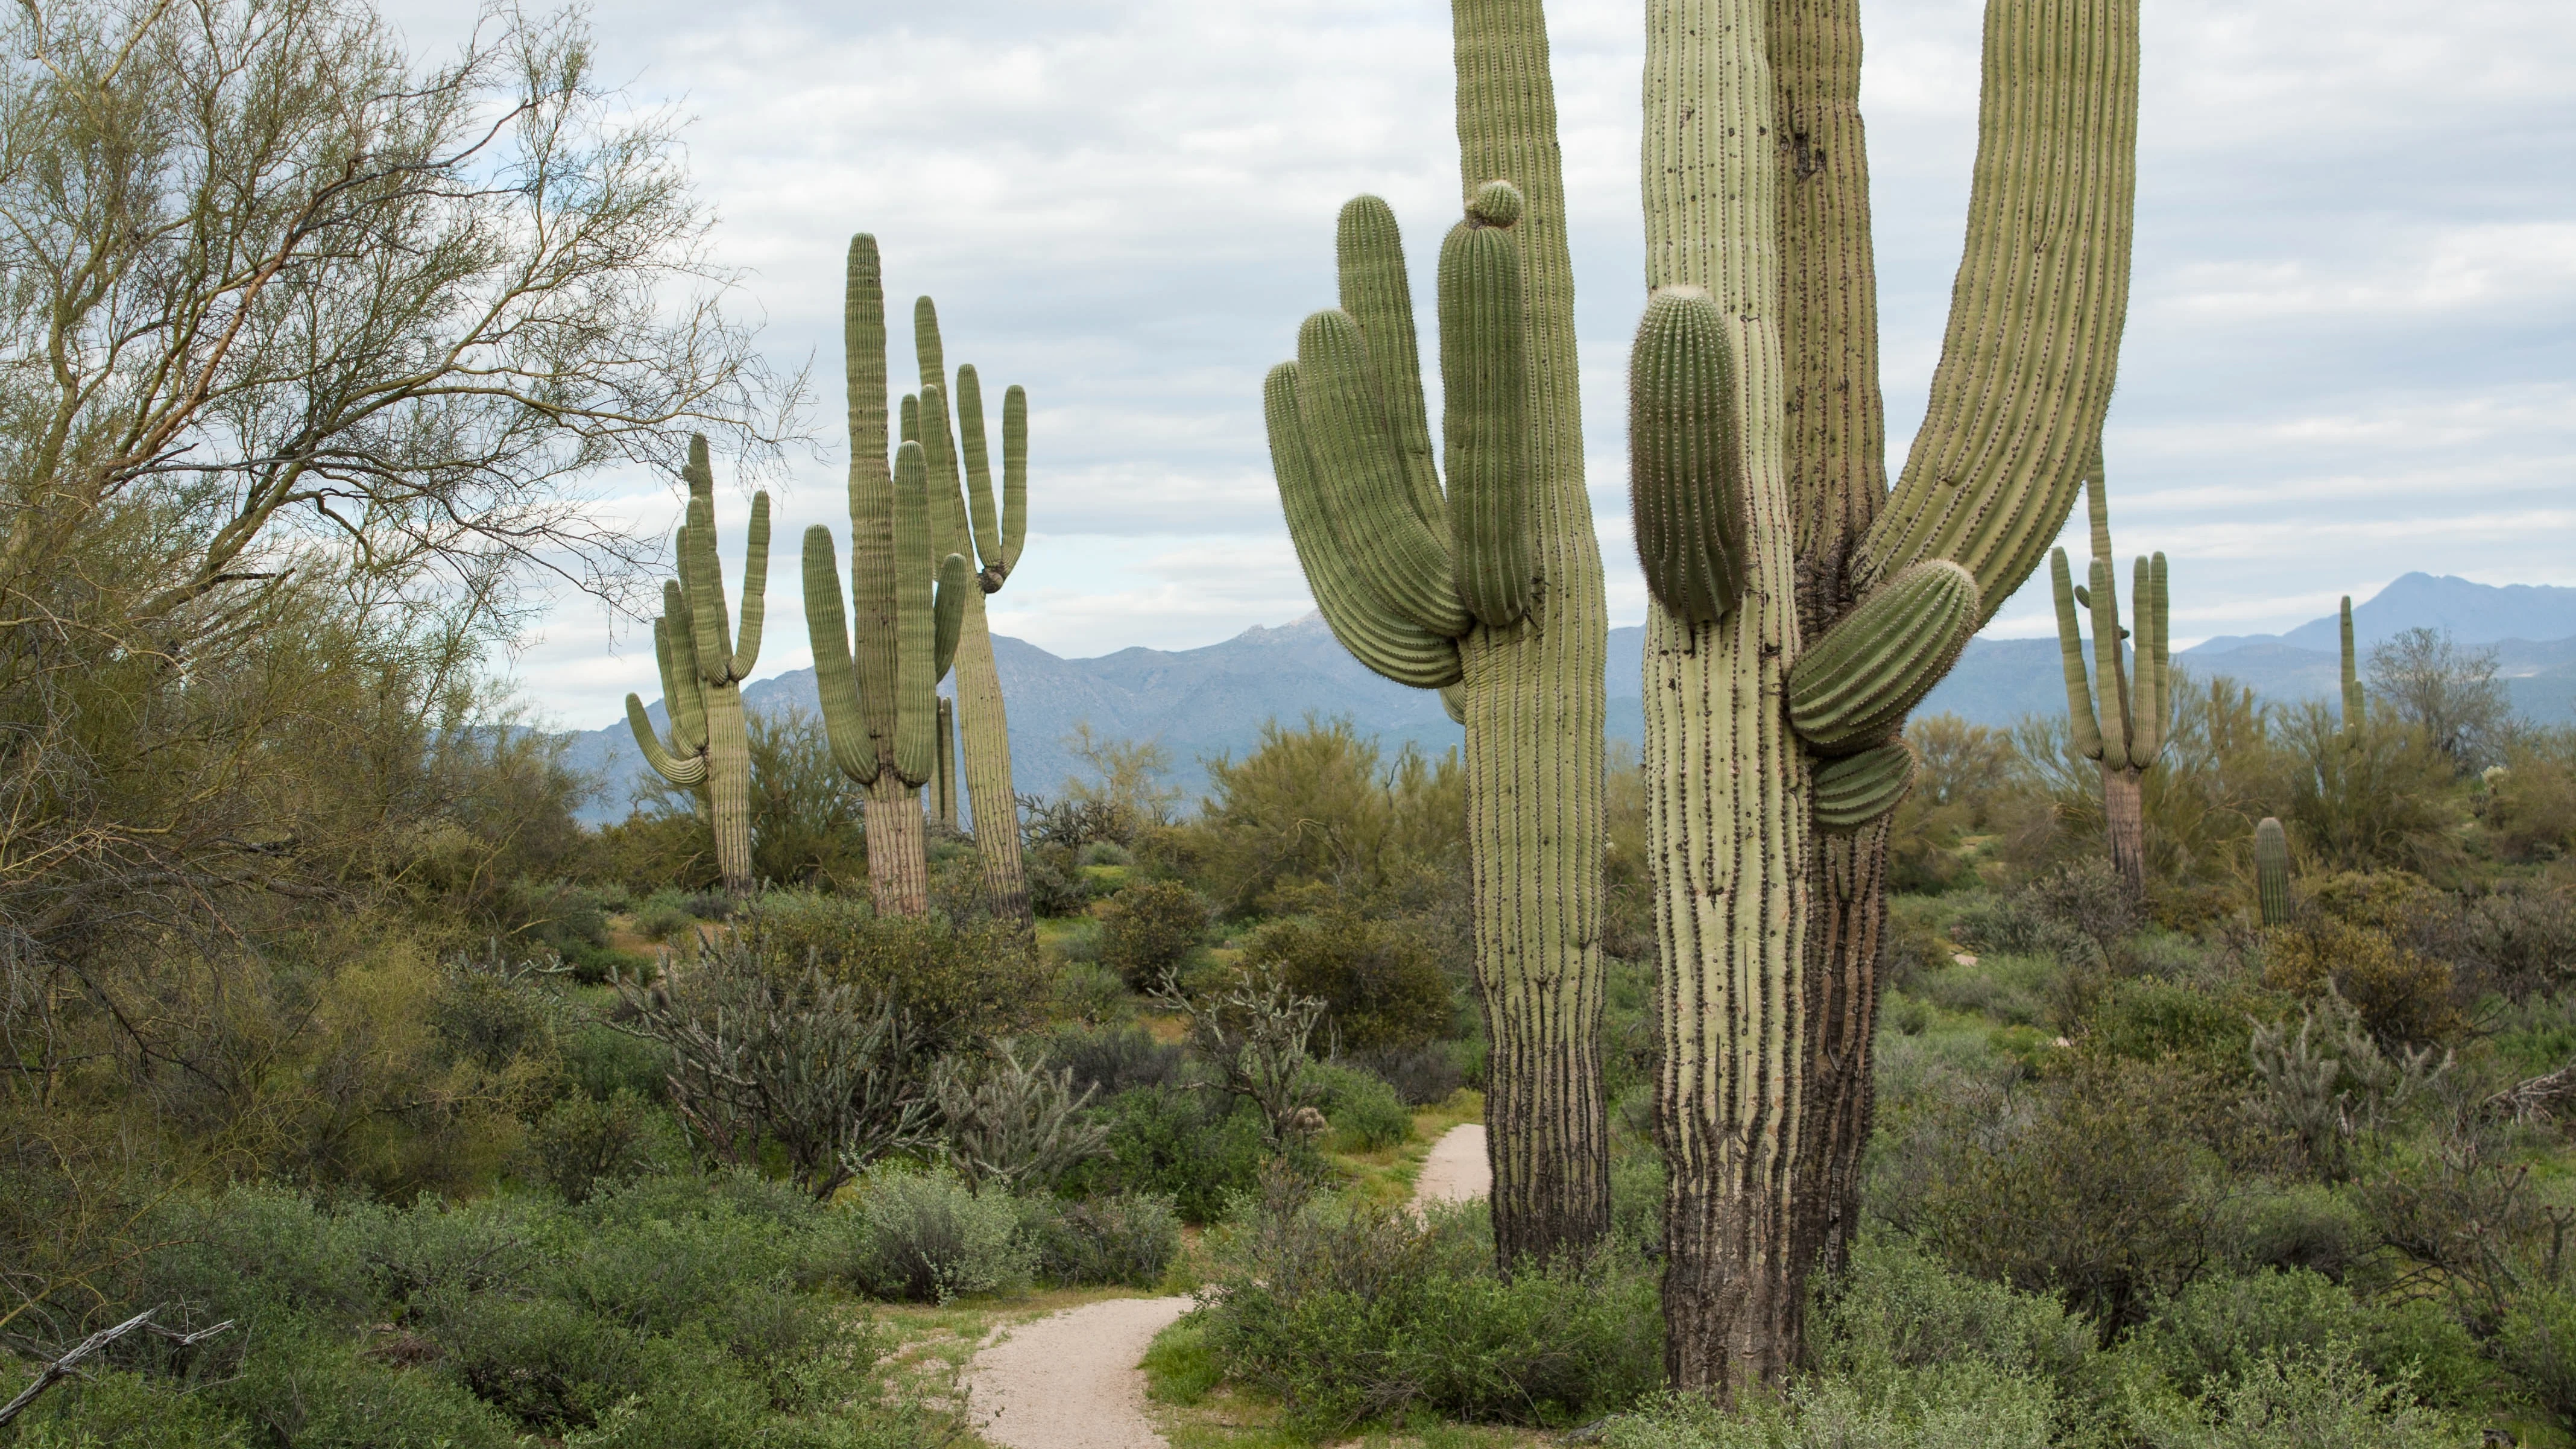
[393,0,2576,730]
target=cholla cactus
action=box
[626,435,769,896]
[2049,466,2169,892]
[930,1041,1109,1195]
[2255,816,2291,926]
[805,235,971,917]
[909,300,1034,922]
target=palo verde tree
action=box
[1260,0,1612,1263]
[1635,0,2138,1392]
[2050,466,2168,894]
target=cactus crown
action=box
[2048,456,2168,773]
[911,297,1031,595]
[1261,189,1539,691]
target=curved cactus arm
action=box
[2340,595,2365,736]
[803,526,881,787]
[1439,213,1531,630]
[1815,740,1916,832]
[2254,816,2291,925]
[2087,554,2130,766]
[1264,363,1463,689]
[1628,288,1747,626]
[683,495,736,686]
[2129,551,2167,763]
[658,585,708,754]
[1001,384,1028,576]
[1336,195,1447,535]
[2050,548,2106,760]
[1852,8,2139,621]
[1439,684,1467,726]
[891,440,938,788]
[1292,309,1473,639]
[932,552,970,685]
[732,492,769,675]
[955,365,1007,585]
[1787,560,1980,755]
[627,693,707,788]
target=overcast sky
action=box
[397,1,2576,730]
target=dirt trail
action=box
[962,1123,1491,1449]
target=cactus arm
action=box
[683,496,736,684]
[1292,309,1474,639]
[803,526,881,786]
[1439,683,1467,726]
[1264,364,1463,689]
[844,237,900,750]
[1629,288,1748,626]
[891,440,938,788]
[2049,548,2106,760]
[2129,551,2166,763]
[1440,212,1532,629]
[900,393,919,447]
[2087,554,2129,767]
[1336,195,1448,535]
[1787,560,1980,754]
[732,493,769,675]
[1851,4,2140,621]
[1001,384,1028,575]
[627,693,707,788]
[932,551,970,685]
[1814,740,1916,832]
[955,365,1006,583]
[660,582,708,754]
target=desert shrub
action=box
[2260,917,2464,1046]
[1350,1042,1463,1106]
[1021,1190,1182,1287]
[2279,704,2465,873]
[1243,911,1453,1052]
[2458,885,2576,998]
[559,1016,671,1102]
[1910,950,2055,1026]
[530,1087,684,1203]
[2,1368,265,1449]
[2126,1269,2487,1409]
[1601,1371,2059,1449]
[2124,1343,2470,1449]
[2496,1284,2576,1423]
[1098,878,1210,988]
[830,1163,1032,1303]
[1198,1190,1659,1436]
[1308,1060,1411,1151]
[2213,1179,2375,1279]
[1024,842,1096,916]
[2481,731,2576,861]
[1059,1087,1274,1224]
[1047,1021,1187,1097]
[2246,994,2449,1182]
[730,891,1046,1052]
[632,888,699,942]
[1813,1233,2097,1392]
[2077,977,2263,1081]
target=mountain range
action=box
[560,573,2576,825]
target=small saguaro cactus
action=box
[804,235,971,917]
[2254,816,2291,926]
[908,299,1033,922]
[2049,462,2168,894]
[626,434,769,897]
[2340,595,2366,743]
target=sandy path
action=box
[963,1123,1492,1449]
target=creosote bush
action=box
[1243,911,1454,1052]
[1099,878,1211,988]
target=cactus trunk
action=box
[2103,763,2146,891]
[865,774,930,915]
[2255,816,2291,924]
[948,601,1026,917]
[935,697,958,830]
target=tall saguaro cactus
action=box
[1638,0,2138,1391]
[626,435,769,897]
[908,300,1034,923]
[1261,0,1611,1264]
[2050,466,2168,893]
[2341,595,2366,742]
[806,235,971,917]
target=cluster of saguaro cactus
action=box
[805,236,971,917]
[1260,0,1612,1264]
[1636,0,2137,1391]
[906,299,1034,923]
[626,435,770,897]
[2050,466,2169,893]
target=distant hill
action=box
[562,573,2576,824]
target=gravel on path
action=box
[967,1294,1192,1449]
[1412,1122,1491,1209]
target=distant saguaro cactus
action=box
[2341,595,2366,742]
[933,696,959,832]
[909,300,1033,924]
[2050,466,2168,893]
[806,236,971,917]
[2255,816,2291,925]
[627,434,769,896]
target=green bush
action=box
[530,1087,684,1203]
[2127,1269,2488,1410]
[1097,878,1210,989]
[1059,1085,1274,1224]
[1601,1369,2058,1449]
[1308,1060,1411,1151]
[1242,911,1453,1052]
[730,890,1047,1053]
[828,1163,1032,1303]
[2126,1344,2470,1448]
[1022,1190,1182,1287]
[3,1367,263,1449]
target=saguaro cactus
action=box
[1638,0,2137,1391]
[627,435,769,897]
[908,301,1033,923]
[2050,466,2168,893]
[933,697,958,832]
[2341,595,2366,742]
[806,235,971,917]
[1261,0,1612,1264]
[2255,816,2291,925]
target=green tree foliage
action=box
[1242,912,1454,1052]
[1097,879,1211,990]
[1190,716,1463,917]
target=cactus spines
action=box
[912,298,1035,924]
[1639,0,2139,1392]
[2047,464,2167,893]
[1628,287,1747,625]
[2340,595,2365,740]
[1785,560,1980,755]
[2254,816,2291,926]
[1261,0,1614,1264]
[625,434,768,896]
[1814,742,1916,832]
